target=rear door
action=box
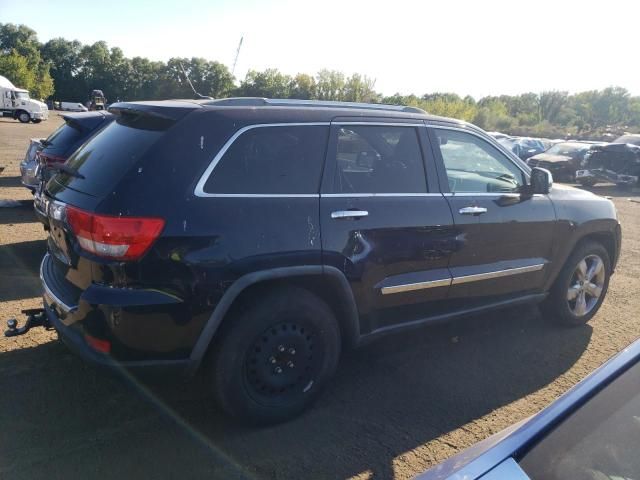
[320,120,456,335]
[428,126,556,303]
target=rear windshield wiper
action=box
[44,163,85,179]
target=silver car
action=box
[19,137,44,191]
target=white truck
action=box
[0,75,49,123]
[59,101,88,112]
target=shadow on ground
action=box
[0,239,46,302]
[2,305,592,480]
[0,199,38,225]
[0,175,23,189]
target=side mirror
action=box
[530,167,553,194]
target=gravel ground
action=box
[1,116,639,480]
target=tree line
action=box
[1,22,639,139]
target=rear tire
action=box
[543,241,610,326]
[17,111,30,123]
[209,286,341,424]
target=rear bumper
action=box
[44,303,190,374]
[40,254,192,375]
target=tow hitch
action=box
[5,308,51,337]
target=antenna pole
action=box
[232,36,243,76]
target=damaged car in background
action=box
[527,141,600,182]
[576,142,640,187]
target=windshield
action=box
[15,91,29,100]
[546,143,589,155]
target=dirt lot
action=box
[1,116,639,480]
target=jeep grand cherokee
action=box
[38,98,621,424]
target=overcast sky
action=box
[1,0,637,98]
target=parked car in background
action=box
[19,137,45,191]
[577,142,640,187]
[59,102,89,112]
[527,141,598,182]
[498,136,547,161]
[417,338,640,480]
[30,98,620,424]
[31,111,114,225]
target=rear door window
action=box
[203,125,329,195]
[331,125,427,194]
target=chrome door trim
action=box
[194,122,330,198]
[451,264,545,285]
[381,278,452,295]
[381,263,545,295]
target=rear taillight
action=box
[37,151,66,165]
[66,206,165,261]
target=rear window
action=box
[42,122,84,154]
[54,117,165,197]
[203,125,329,195]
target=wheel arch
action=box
[186,266,359,375]
[544,226,620,292]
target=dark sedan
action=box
[527,142,598,182]
[417,338,640,480]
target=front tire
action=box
[17,111,30,123]
[209,286,341,424]
[543,241,610,326]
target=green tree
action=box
[0,49,33,89]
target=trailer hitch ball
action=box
[6,318,17,332]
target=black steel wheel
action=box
[209,286,340,424]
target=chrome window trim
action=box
[428,124,530,179]
[40,254,78,314]
[322,193,443,198]
[442,192,545,197]
[201,193,319,198]
[332,122,425,127]
[381,263,545,295]
[194,122,331,198]
[381,278,452,295]
[451,264,544,286]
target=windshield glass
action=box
[15,91,29,100]
[520,361,640,480]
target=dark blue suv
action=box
[37,98,621,423]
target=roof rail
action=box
[203,97,426,114]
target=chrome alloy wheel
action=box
[567,254,606,317]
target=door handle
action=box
[459,206,487,216]
[331,210,369,219]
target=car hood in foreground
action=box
[416,339,640,480]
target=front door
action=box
[320,122,456,335]
[428,126,557,304]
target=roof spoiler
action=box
[108,101,202,122]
